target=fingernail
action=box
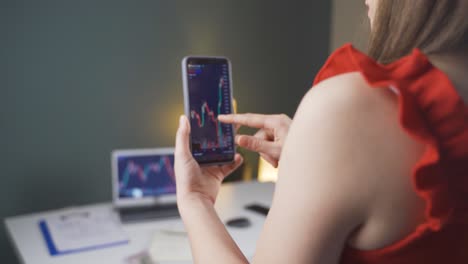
[179,115,184,127]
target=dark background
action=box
[1,0,332,262]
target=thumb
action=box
[175,115,192,162]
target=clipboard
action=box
[38,209,129,256]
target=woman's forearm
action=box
[179,196,249,264]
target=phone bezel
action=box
[181,56,236,166]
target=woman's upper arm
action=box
[252,73,396,264]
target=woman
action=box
[174,0,468,263]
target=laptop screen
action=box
[117,154,176,198]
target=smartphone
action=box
[181,56,236,165]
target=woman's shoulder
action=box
[273,68,428,253]
[291,68,423,199]
[309,44,467,163]
[292,44,468,250]
[302,71,398,125]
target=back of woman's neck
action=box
[428,51,468,101]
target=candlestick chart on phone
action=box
[187,63,234,154]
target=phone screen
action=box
[184,57,235,164]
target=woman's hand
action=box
[218,113,292,168]
[174,115,243,208]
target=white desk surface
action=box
[5,181,274,264]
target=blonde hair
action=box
[368,0,468,64]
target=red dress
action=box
[313,44,468,264]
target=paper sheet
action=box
[148,230,192,262]
[44,208,128,252]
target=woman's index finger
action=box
[218,113,268,129]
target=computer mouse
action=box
[226,217,251,228]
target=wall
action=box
[331,0,369,51]
[0,0,331,262]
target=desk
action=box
[5,181,274,264]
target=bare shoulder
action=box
[285,71,427,249]
[279,71,404,212]
[295,71,424,179]
[303,72,396,117]
[252,72,426,263]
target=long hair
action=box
[368,0,468,64]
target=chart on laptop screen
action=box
[117,155,176,198]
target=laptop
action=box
[111,148,179,222]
